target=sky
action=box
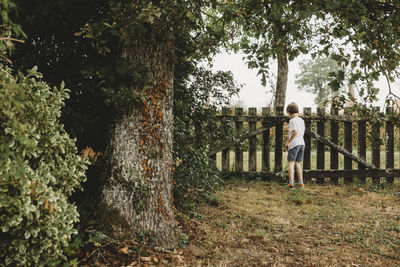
[211,51,396,113]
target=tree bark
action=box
[274,49,288,110]
[101,34,177,248]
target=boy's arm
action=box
[285,130,297,150]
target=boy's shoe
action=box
[297,183,305,188]
[287,183,295,189]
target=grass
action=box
[216,150,400,171]
[180,180,400,266]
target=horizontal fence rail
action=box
[209,106,400,184]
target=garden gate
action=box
[209,106,400,183]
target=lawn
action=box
[75,180,400,266]
[179,180,400,266]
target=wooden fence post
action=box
[344,107,353,184]
[386,106,394,183]
[357,113,367,183]
[249,107,257,172]
[372,106,381,183]
[316,108,325,184]
[222,107,231,172]
[275,106,284,173]
[262,107,271,171]
[330,107,339,184]
[208,109,217,166]
[235,107,244,172]
[303,108,312,178]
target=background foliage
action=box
[173,66,240,211]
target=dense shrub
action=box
[173,67,240,211]
[0,65,87,266]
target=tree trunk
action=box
[344,83,356,107]
[274,49,288,110]
[101,34,177,248]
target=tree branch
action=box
[0,37,25,43]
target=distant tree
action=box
[295,56,343,107]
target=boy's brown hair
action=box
[286,102,299,114]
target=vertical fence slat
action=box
[249,108,257,172]
[303,108,312,175]
[386,107,394,183]
[372,106,381,183]
[262,107,271,172]
[275,106,284,173]
[330,107,339,184]
[222,107,231,172]
[208,109,217,166]
[235,107,244,172]
[358,116,367,183]
[316,108,325,184]
[344,107,353,184]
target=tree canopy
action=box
[218,0,400,109]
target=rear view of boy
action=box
[285,102,305,188]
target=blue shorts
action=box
[288,145,305,162]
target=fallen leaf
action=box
[140,256,151,262]
[268,247,279,253]
[172,255,184,264]
[120,246,129,255]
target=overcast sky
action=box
[211,51,396,113]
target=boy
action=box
[285,102,305,188]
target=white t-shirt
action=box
[288,116,305,150]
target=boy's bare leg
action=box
[295,161,303,184]
[288,161,295,184]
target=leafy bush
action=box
[0,65,87,266]
[173,67,240,211]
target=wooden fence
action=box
[209,106,400,183]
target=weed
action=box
[190,211,206,220]
[288,190,314,205]
[206,194,223,207]
[178,233,189,248]
[254,229,267,237]
[215,222,227,229]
